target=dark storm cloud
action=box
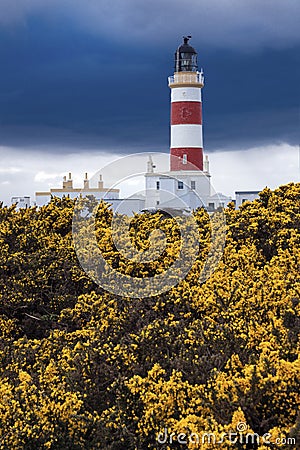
[1,0,299,49]
[0,0,298,152]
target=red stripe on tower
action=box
[168,36,204,171]
[170,147,203,171]
[171,101,202,125]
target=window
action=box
[156,181,160,190]
[182,154,187,164]
[191,180,196,190]
[208,202,215,210]
[156,200,160,205]
[178,181,184,190]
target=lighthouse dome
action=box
[175,36,198,72]
[177,37,197,54]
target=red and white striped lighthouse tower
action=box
[168,36,204,171]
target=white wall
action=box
[145,171,212,210]
[11,196,31,209]
[35,194,51,207]
[107,198,146,216]
[235,191,260,208]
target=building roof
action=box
[235,190,260,194]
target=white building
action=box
[235,191,260,208]
[11,196,31,209]
[35,172,119,207]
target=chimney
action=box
[204,155,210,173]
[63,172,73,189]
[98,174,103,190]
[147,155,156,173]
[83,172,89,189]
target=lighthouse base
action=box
[145,170,212,211]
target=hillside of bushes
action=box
[0,183,299,449]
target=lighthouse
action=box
[168,36,204,171]
[144,36,214,211]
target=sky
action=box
[0,0,299,204]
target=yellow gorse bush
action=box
[0,183,299,449]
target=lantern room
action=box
[175,36,198,72]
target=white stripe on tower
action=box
[171,124,203,148]
[171,87,202,103]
